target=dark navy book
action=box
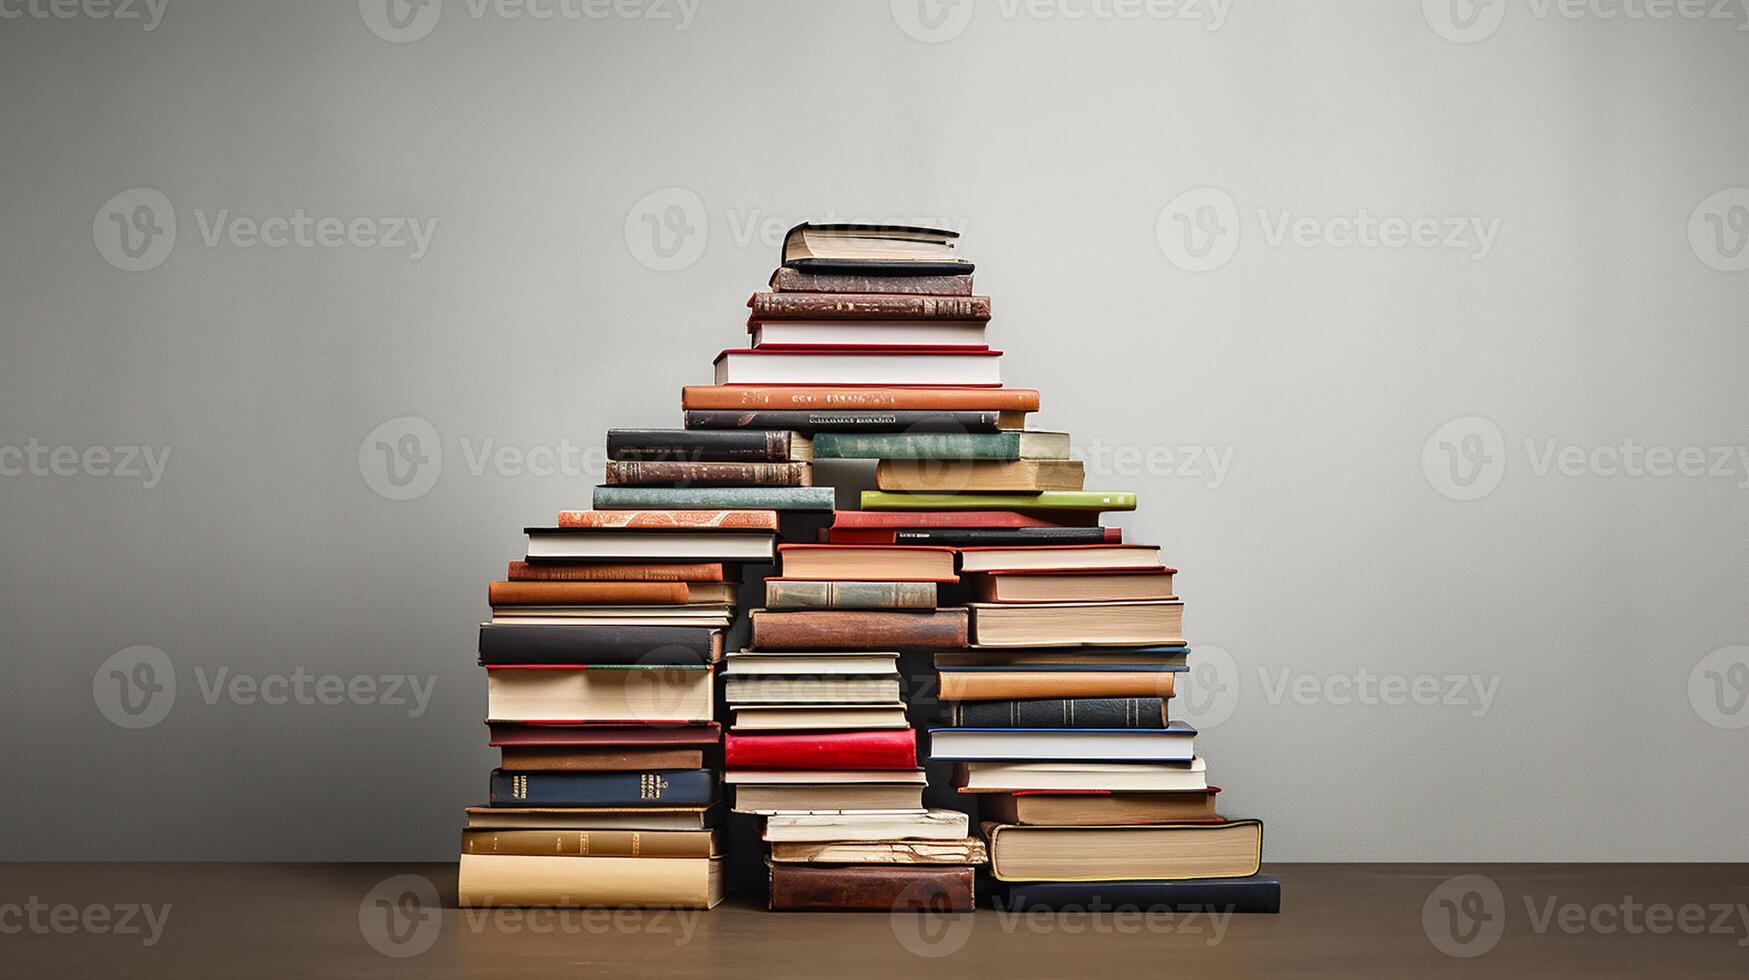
[488,768,715,807]
[998,874,1281,914]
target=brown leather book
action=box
[604,460,812,487]
[980,789,1220,825]
[770,266,974,296]
[749,292,990,321]
[681,386,1040,412]
[751,608,969,650]
[499,746,705,771]
[767,864,975,911]
[938,669,1176,700]
[487,581,690,606]
[462,828,721,859]
[506,560,727,583]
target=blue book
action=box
[592,485,835,511]
[488,768,715,807]
[999,875,1281,914]
[928,721,1196,762]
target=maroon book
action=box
[486,722,722,747]
[748,292,991,321]
[750,609,969,651]
[726,730,917,770]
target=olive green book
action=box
[858,490,1136,512]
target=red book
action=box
[824,527,1121,545]
[726,730,917,770]
[830,510,1094,529]
[680,385,1040,412]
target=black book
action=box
[945,697,1168,729]
[998,875,1281,914]
[606,428,805,462]
[488,768,716,807]
[895,527,1113,546]
[683,409,1003,434]
[478,625,719,666]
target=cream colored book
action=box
[769,838,988,864]
[731,703,911,731]
[762,808,969,843]
[968,599,1184,647]
[457,854,724,908]
[956,757,1207,793]
[983,820,1262,882]
[485,668,712,723]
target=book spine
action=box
[604,461,812,487]
[764,580,937,610]
[749,292,991,321]
[488,768,715,807]
[770,267,974,296]
[897,528,1118,546]
[553,510,779,530]
[497,747,704,771]
[507,560,726,582]
[683,410,1002,433]
[813,431,1018,460]
[751,609,968,651]
[859,491,1137,512]
[593,486,835,511]
[606,429,794,462]
[679,386,1041,412]
[767,865,974,911]
[946,697,1169,729]
[725,730,918,770]
[457,854,715,908]
[830,510,1085,529]
[477,625,717,666]
[1001,877,1280,914]
[938,672,1176,700]
[462,829,714,859]
[487,581,690,606]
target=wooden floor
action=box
[4,863,1745,978]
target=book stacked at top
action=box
[457,511,781,909]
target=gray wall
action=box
[3,0,1746,861]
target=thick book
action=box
[938,667,1178,701]
[946,697,1169,729]
[725,729,917,770]
[860,490,1135,512]
[486,722,722,748]
[604,460,812,487]
[957,544,1162,573]
[972,569,1175,603]
[487,581,690,606]
[765,579,937,610]
[524,527,775,563]
[554,510,779,531]
[731,703,910,731]
[777,543,957,582]
[832,510,1090,529]
[769,838,986,865]
[464,803,722,832]
[770,266,973,296]
[934,646,1190,668]
[750,319,987,350]
[713,348,1001,387]
[1000,875,1280,914]
[779,222,971,276]
[683,408,1004,433]
[478,625,721,666]
[506,560,727,582]
[458,854,723,909]
[725,651,900,676]
[593,485,835,512]
[969,600,1185,647]
[751,608,969,651]
[980,789,1219,826]
[956,757,1207,793]
[881,528,1118,547]
[499,745,704,771]
[488,768,716,807]
[984,819,1263,882]
[722,674,902,704]
[748,291,990,321]
[732,782,925,812]
[928,723,1196,763]
[762,808,969,842]
[680,385,1038,412]
[606,429,809,462]
[813,430,1070,460]
[462,828,721,859]
[767,864,974,912]
[485,666,714,724]
[877,459,1084,493]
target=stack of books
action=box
[456,511,782,909]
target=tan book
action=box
[938,669,1175,701]
[485,668,713,723]
[877,459,1084,492]
[972,569,1176,603]
[769,838,988,864]
[776,545,956,581]
[979,790,1219,826]
[498,746,704,771]
[968,600,1184,647]
[983,819,1262,882]
[457,854,724,908]
[462,828,722,859]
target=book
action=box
[938,666,1178,701]
[593,485,835,512]
[779,222,972,276]
[933,646,1189,668]
[945,697,1170,729]
[854,528,1119,547]
[680,385,1038,412]
[860,490,1135,512]
[524,527,776,562]
[751,608,969,651]
[499,745,705,771]
[713,348,1002,386]
[749,291,990,321]
[487,581,690,606]
[928,723,1196,763]
[776,544,957,582]
[489,606,734,629]
[605,430,810,462]
[762,808,969,842]
[464,804,722,831]
[488,768,716,807]
[764,579,937,610]
[979,789,1219,826]
[506,560,727,582]
[554,510,780,531]
[770,266,973,296]
[969,600,1185,647]
[724,651,900,675]
[813,430,1071,460]
[955,757,1208,793]
[477,625,722,666]
[751,319,987,349]
[683,409,1007,433]
[877,459,1085,492]
[730,703,910,731]
[767,864,973,912]
[722,674,902,704]
[484,667,714,724]
[726,729,917,770]
[972,569,1176,603]
[999,874,1281,914]
[831,509,1091,529]
[462,828,721,859]
[486,722,722,748]
[732,782,926,813]
[769,839,987,865]
[957,544,1162,573]
[984,819,1263,882]
[458,854,723,909]
[604,460,812,487]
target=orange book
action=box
[938,670,1175,701]
[487,581,690,606]
[681,386,1040,412]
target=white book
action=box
[713,348,1001,386]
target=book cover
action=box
[860,491,1137,512]
[945,697,1169,729]
[506,560,727,582]
[477,625,721,666]
[458,854,723,908]
[770,266,974,295]
[488,768,716,807]
[938,669,1177,700]
[767,864,975,912]
[486,581,691,606]
[750,608,969,651]
[462,828,720,859]
[748,292,991,321]
[725,729,917,770]
[831,510,1092,529]
[764,579,937,610]
[486,722,722,747]
[683,409,1002,433]
[593,485,835,512]
[680,386,1039,412]
[553,510,779,531]
[604,460,812,487]
[606,429,802,462]
[815,431,1031,460]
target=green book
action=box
[593,485,835,511]
[812,431,1070,460]
[858,490,1136,512]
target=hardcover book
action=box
[748,291,991,321]
[954,757,1208,793]
[859,490,1135,512]
[484,666,715,724]
[713,348,1002,387]
[770,266,974,296]
[945,697,1170,729]
[979,789,1219,826]
[928,723,1196,763]
[554,510,779,530]
[464,803,724,832]
[767,864,974,912]
[750,608,969,651]
[937,667,1178,701]
[776,544,957,582]
[679,385,1039,412]
[769,839,987,865]
[761,808,970,842]
[999,875,1280,914]
[968,600,1185,647]
[486,581,690,606]
[764,579,938,610]
[813,430,1070,460]
[498,745,706,771]
[877,458,1085,493]
[458,854,724,909]
[506,560,728,582]
[683,409,1006,433]
[725,729,917,770]
[972,569,1176,603]
[486,722,722,747]
[592,485,836,512]
[488,768,716,807]
[983,819,1263,882]
[524,527,776,562]
[477,624,722,666]
[462,828,721,859]
[604,460,813,487]
[605,430,810,462]
[779,222,972,275]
